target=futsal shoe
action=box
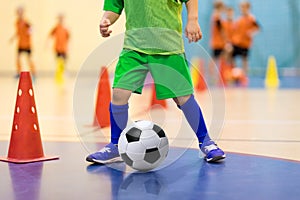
[86,143,123,164]
[201,140,226,162]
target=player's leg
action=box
[25,50,36,77]
[241,51,249,75]
[149,54,225,162]
[15,50,22,78]
[209,49,222,85]
[110,88,131,144]
[86,50,148,164]
[231,45,240,69]
[55,53,66,83]
[174,94,225,162]
[86,88,132,164]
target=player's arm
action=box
[248,16,260,37]
[44,27,55,50]
[48,27,56,40]
[9,22,19,43]
[100,0,123,38]
[252,19,260,32]
[9,34,17,43]
[100,11,120,38]
[185,0,202,43]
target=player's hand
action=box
[99,18,112,38]
[225,42,233,53]
[185,19,202,43]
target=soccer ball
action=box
[118,120,169,171]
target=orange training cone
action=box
[150,83,167,109]
[195,58,207,91]
[93,67,111,127]
[219,58,232,87]
[0,72,59,163]
[191,58,200,88]
[191,58,207,91]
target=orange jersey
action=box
[16,19,31,49]
[210,14,226,50]
[232,14,259,48]
[51,25,70,53]
[222,19,234,43]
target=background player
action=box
[222,6,235,66]
[48,14,70,82]
[86,0,226,164]
[209,0,226,84]
[10,6,36,78]
[231,1,260,78]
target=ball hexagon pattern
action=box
[118,120,169,171]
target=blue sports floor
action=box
[1,142,300,200]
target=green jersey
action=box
[104,0,189,55]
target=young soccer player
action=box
[86,0,226,163]
[210,0,226,63]
[48,14,70,81]
[209,0,227,84]
[231,1,260,76]
[223,6,235,65]
[10,6,36,78]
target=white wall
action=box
[0,0,125,74]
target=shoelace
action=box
[98,147,111,153]
[204,144,218,153]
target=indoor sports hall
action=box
[0,0,299,200]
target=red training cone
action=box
[219,58,232,87]
[93,67,111,127]
[150,83,167,109]
[0,72,59,163]
[195,58,207,91]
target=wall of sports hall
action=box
[0,0,299,77]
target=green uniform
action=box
[104,0,193,99]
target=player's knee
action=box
[112,88,131,105]
[173,94,192,106]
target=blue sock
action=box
[110,103,129,145]
[178,95,211,148]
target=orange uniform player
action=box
[209,1,226,85]
[10,6,36,78]
[222,7,235,70]
[231,1,260,75]
[210,1,226,59]
[49,14,70,59]
[49,14,70,82]
[223,7,235,47]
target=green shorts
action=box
[113,49,194,100]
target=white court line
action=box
[219,138,300,143]
[1,115,300,125]
[0,115,74,121]
[225,119,300,125]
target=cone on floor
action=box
[55,57,65,84]
[150,83,167,109]
[219,58,228,86]
[93,67,111,127]
[191,58,206,91]
[0,71,59,163]
[191,58,200,88]
[195,58,207,91]
[265,56,280,88]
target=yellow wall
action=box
[0,0,125,74]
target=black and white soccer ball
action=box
[118,120,169,171]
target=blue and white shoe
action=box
[86,143,123,164]
[201,140,226,162]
